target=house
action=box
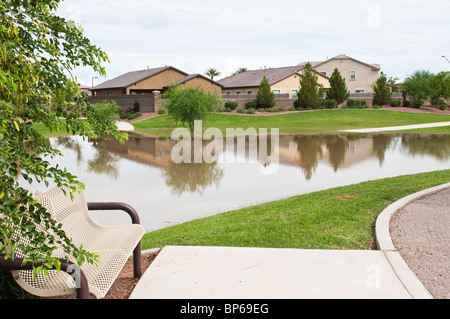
[217,66,330,99]
[300,54,380,94]
[164,74,223,94]
[91,66,188,96]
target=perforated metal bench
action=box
[0,187,145,299]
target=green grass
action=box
[141,170,450,251]
[132,109,450,137]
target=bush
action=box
[324,99,338,109]
[247,108,256,114]
[236,108,245,113]
[403,100,411,107]
[245,99,258,110]
[346,99,368,109]
[389,100,401,107]
[224,101,239,110]
[223,107,232,113]
[372,104,381,109]
[287,107,296,111]
[413,100,424,108]
[133,100,141,113]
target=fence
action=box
[90,91,161,113]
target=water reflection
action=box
[22,133,450,232]
[56,133,450,192]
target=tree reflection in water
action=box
[164,158,224,196]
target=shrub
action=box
[389,100,401,107]
[403,100,411,107]
[287,107,296,111]
[324,99,338,109]
[346,99,368,109]
[372,104,381,109]
[223,107,232,113]
[133,100,141,113]
[236,108,245,113]
[224,101,239,110]
[247,108,256,114]
[245,99,258,110]
[413,100,424,108]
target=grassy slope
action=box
[141,170,450,251]
[132,109,450,137]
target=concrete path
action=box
[115,121,135,132]
[340,121,450,133]
[130,184,450,300]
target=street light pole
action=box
[443,56,450,65]
[92,76,98,87]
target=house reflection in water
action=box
[91,133,403,189]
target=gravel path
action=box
[390,187,450,299]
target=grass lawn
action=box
[132,109,450,137]
[141,170,450,251]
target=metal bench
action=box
[0,187,145,299]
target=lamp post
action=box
[443,56,450,65]
[91,76,98,87]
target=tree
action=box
[297,63,323,109]
[402,70,433,107]
[0,1,126,278]
[326,68,349,104]
[428,71,450,106]
[231,67,248,76]
[372,72,392,106]
[256,76,275,108]
[164,85,222,133]
[204,68,221,81]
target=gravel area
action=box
[390,187,450,299]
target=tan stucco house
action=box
[300,54,380,94]
[91,66,223,97]
[217,65,330,98]
[164,73,223,94]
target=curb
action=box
[375,182,450,299]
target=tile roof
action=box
[217,66,305,89]
[164,74,224,88]
[301,54,380,70]
[92,66,188,90]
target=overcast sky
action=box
[56,0,450,87]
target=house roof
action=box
[164,74,224,88]
[217,66,305,89]
[299,54,380,71]
[91,66,188,90]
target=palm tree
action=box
[205,68,221,81]
[231,67,248,76]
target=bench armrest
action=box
[86,202,143,278]
[87,202,141,225]
[0,254,90,299]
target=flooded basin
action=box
[21,133,450,232]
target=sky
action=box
[56,0,450,87]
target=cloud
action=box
[57,0,450,85]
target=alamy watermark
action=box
[171,120,280,174]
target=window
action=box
[291,90,298,98]
[356,90,365,94]
[247,90,253,95]
[320,71,327,76]
[350,71,356,80]
[272,90,281,94]
[226,91,232,95]
[236,91,242,95]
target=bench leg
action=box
[133,242,142,278]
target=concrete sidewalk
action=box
[130,184,450,299]
[340,121,450,133]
